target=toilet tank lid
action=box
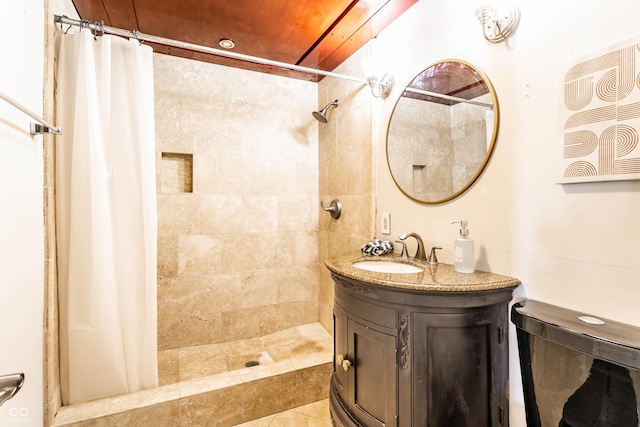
[511,300,640,370]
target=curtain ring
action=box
[59,14,73,34]
[132,30,144,46]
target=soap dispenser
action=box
[452,220,474,273]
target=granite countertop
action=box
[325,252,521,292]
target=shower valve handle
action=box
[320,199,342,219]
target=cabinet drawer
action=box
[335,288,397,329]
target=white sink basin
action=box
[352,261,423,274]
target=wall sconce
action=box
[475,3,521,43]
[366,74,394,98]
[361,56,394,99]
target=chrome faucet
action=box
[0,373,24,408]
[398,232,427,262]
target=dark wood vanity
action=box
[326,253,521,427]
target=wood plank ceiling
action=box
[70,0,418,81]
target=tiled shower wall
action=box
[154,54,320,350]
[316,46,376,331]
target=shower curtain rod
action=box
[404,87,494,109]
[0,90,62,135]
[54,15,369,86]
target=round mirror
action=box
[386,59,499,204]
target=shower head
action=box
[312,100,339,123]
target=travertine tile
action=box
[221,308,263,342]
[220,232,295,273]
[157,313,223,350]
[232,400,331,427]
[240,269,280,308]
[107,385,180,413]
[278,195,318,232]
[178,371,243,398]
[226,350,274,371]
[157,236,179,279]
[294,231,319,266]
[100,402,181,427]
[233,415,276,427]
[179,385,245,427]
[265,326,331,364]
[293,399,330,420]
[222,336,265,357]
[268,410,332,427]
[178,344,229,381]
[194,152,244,196]
[276,266,318,304]
[158,273,241,324]
[238,360,297,383]
[53,398,110,425]
[157,193,201,237]
[294,364,332,406]
[178,234,225,276]
[242,373,298,420]
[259,301,318,336]
[158,349,179,386]
[240,410,330,427]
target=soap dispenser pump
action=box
[452,220,474,273]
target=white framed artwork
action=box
[559,36,640,183]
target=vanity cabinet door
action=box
[411,307,508,427]
[347,318,397,427]
[333,303,398,427]
[333,306,349,403]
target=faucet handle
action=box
[428,247,442,265]
[395,240,409,259]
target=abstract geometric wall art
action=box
[560,36,640,183]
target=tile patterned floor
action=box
[233,399,332,427]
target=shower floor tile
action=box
[158,322,332,386]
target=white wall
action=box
[371,0,640,424]
[0,1,45,425]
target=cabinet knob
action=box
[336,354,352,371]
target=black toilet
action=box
[511,300,640,427]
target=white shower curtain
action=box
[55,29,158,405]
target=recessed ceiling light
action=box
[218,38,235,49]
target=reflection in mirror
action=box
[387,60,499,204]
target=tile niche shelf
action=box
[161,152,193,194]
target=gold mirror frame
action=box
[386,59,499,204]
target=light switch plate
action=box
[381,212,391,235]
